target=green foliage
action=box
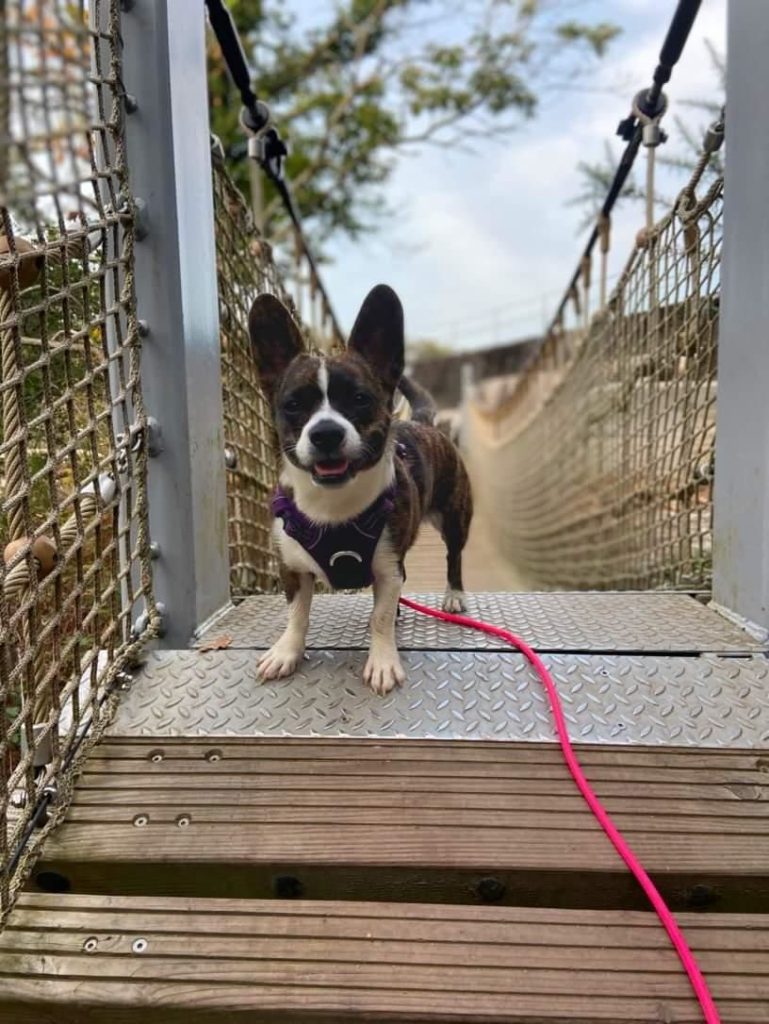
[207,0,619,250]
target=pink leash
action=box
[399,596,720,1024]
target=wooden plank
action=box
[1,895,768,1023]
[34,739,769,912]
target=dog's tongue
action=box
[314,459,349,478]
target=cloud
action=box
[323,0,726,349]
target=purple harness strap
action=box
[272,482,397,590]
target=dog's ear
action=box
[348,284,405,394]
[248,294,304,399]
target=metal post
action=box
[712,0,769,636]
[120,0,230,645]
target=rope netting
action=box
[0,0,155,914]
[212,153,342,597]
[213,156,289,596]
[467,165,722,591]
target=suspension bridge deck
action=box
[2,591,769,1021]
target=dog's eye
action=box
[283,397,300,413]
[353,392,371,406]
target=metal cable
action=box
[548,0,702,335]
[204,0,269,133]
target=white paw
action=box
[363,650,406,696]
[257,642,304,681]
[442,589,467,614]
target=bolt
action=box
[132,938,148,954]
[205,749,222,763]
[124,93,139,114]
[133,814,149,828]
[273,875,304,899]
[148,749,164,763]
[149,542,160,560]
[176,814,191,828]
[83,937,99,953]
[475,877,506,903]
[137,319,149,338]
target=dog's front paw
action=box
[442,588,467,614]
[258,642,304,681]
[363,650,406,696]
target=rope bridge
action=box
[465,5,723,592]
[0,0,735,936]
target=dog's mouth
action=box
[311,458,351,486]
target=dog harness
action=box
[272,482,397,590]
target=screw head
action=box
[132,938,148,954]
[83,936,99,953]
[133,814,149,828]
[176,814,191,828]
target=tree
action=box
[567,41,725,232]
[207,0,619,251]
[407,338,453,362]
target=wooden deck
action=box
[4,894,769,1023]
[32,739,769,912]
[407,518,526,592]
[1,593,768,1021]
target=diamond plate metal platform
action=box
[111,649,769,747]
[196,592,761,653]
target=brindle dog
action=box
[248,284,473,694]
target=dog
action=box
[248,284,473,694]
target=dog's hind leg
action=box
[440,499,472,614]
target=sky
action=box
[300,0,727,350]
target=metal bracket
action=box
[117,195,149,240]
[248,127,288,181]
[703,110,725,155]
[132,601,167,639]
[116,417,163,474]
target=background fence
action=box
[467,164,722,591]
[0,0,156,915]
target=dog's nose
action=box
[309,420,345,454]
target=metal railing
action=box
[0,0,156,914]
